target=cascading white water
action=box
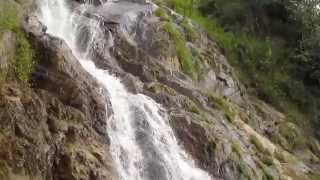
[38,0,212,179]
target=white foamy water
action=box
[38,0,212,179]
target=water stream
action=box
[38,0,212,179]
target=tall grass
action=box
[15,30,35,82]
[162,21,197,79]
[0,0,35,82]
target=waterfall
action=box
[38,0,212,179]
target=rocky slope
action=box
[0,0,319,179]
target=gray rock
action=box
[121,73,144,94]
[0,30,16,76]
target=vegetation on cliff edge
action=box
[0,0,34,82]
[162,0,320,142]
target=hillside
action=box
[0,0,319,179]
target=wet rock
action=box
[74,0,104,6]
[121,73,144,94]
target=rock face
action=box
[0,0,319,180]
[0,14,117,180]
[65,1,317,179]
[0,30,16,80]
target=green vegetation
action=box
[278,123,305,150]
[257,160,276,180]
[155,7,171,22]
[0,0,20,30]
[147,83,177,96]
[232,142,242,157]
[274,148,298,164]
[155,7,199,80]
[260,154,274,166]
[271,132,289,151]
[179,19,198,42]
[161,21,197,79]
[309,173,320,180]
[207,92,235,123]
[250,135,265,153]
[308,138,320,156]
[163,0,320,140]
[0,0,35,82]
[189,103,200,114]
[15,30,34,81]
[207,141,217,158]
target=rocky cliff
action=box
[0,0,319,180]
